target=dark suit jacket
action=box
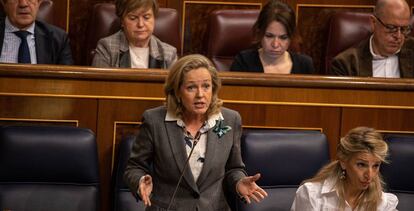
[0,18,73,65]
[230,48,314,74]
[330,37,414,78]
[124,106,246,211]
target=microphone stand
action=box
[167,131,201,211]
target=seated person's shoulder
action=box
[297,181,322,194]
[221,107,240,117]
[151,35,177,55]
[230,48,260,72]
[35,20,68,37]
[290,51,313,64]
[380,192,398,209]
[333,38,369,60]
[96,30,124,46]
[289,51,314,74]
[403,36,414,46]
[237,48,258,59]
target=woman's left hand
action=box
[236,173,268,204]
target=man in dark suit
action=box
[330,0,414,78]
[0,0,73,64]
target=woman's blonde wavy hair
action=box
[304,126,389,211]
[164,54,222,118]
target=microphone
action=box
[167,131,201,211]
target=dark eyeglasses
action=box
[374,15,412,36]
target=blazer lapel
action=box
[0,19,5,54]
[196,129,218,189]
[34,26,51,64]
[399,46,414,78]
[359,39,373,77]
[119,50,131,67]
[149,56,163,68]
[164,121,199,193]
[119,31,131,68]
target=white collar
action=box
[5,16,35,34]
[321,177,339,195]
[165,110,223,130]
[369,35,400,60]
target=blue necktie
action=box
[13,31,31,64]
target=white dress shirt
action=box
[0,17,37,64]
[369,36,400,78]
[291,177,398,211]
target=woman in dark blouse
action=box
[230,0,314,74]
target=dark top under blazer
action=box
[124,106,247,211]
[0,18,73,65]
[230,48,314,74]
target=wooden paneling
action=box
[341,108,414,136]
[0,68,414,211]
[2,65,414,211]
[0,96,97,129]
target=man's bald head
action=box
[375,0,410,19]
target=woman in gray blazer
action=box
[124,54,267,210]
[92,0,177,68]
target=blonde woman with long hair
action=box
[291,127,398,211]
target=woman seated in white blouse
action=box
[291,126,398,211]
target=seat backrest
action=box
[0,125,100,211]
[325,12,372,73]
[233,129,330,211]
[204,9,259,71]
[113,135,145,211]
[84,3,181,65]
[382,134,414,211]
[36,0,54,24]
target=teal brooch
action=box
[213,119,232,138]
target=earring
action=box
[340,169,346,180]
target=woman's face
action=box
[261,20,290,59]
[179,67,213,120]
[122,6,154,47]
[341,152,381,193]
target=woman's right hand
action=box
[139,174,153,206]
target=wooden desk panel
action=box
[1,64,414,211]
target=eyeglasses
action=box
[374,15,412,36]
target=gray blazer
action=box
[124,106,246,211]
[92,30,177,68]
[330,37,414,78]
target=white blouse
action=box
[291,178,398,211]
[129,45,149,68]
